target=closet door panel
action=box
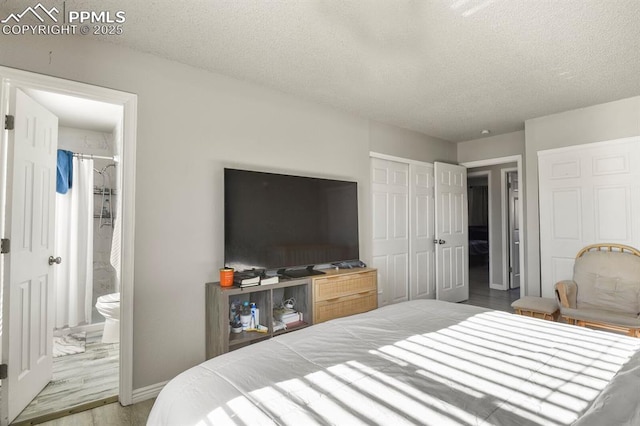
[371,158,409,307]
[538,137,640,297]
[410,163,435,299]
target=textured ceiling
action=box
[4,0,640,142]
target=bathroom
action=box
[56,125,120,332]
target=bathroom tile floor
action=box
[13,330,119,425]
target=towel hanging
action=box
[56,149,73,194]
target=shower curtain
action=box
[54,157,94,329]
[110,162,122,292]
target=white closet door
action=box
[371,158,409,306]
[410,163,436,299]
[538,137,640,297]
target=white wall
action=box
[524,96,640,296]
[369,121,456,162]
[0,37,453,390]
[457,131,525,163]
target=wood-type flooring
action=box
[13,330,119,425]
[461,262,520,312]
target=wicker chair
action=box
[555,243,640,337]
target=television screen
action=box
[224,168,359,274]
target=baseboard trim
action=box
[131,381,168,404]
[489,283,507,291]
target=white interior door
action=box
[538,137,640,298]
[2,88,58,423]
[508,171,520,289]
[434,162,468,302]
[410,163,435,299]
[371,158,409,306]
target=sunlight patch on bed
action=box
[199,406,245,426]
[416,368,484,398]
[345,360,483,425]
[276,378,365,425]
[226,395,276,425]
[368,349,409,366]
[183,307,640,426]
[250,382,320,424]
[369,311,640,425]
[303,369,406,424]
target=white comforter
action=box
[147,300,640,426]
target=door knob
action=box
[49,256,62,265]
[433,239,446,245]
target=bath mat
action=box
[53,331,86,358]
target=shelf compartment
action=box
[273,321,309,337]
[228,330,270,348]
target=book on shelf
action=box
[273,307,295,321]
[234,278,260,287]
[280,311,304,325]
[280,312,299,323]
[260,276,279,285]
[233,272,260,287]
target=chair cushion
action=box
[511,296,558,314]
[574,251,640,314]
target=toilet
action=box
[96,292,120,343]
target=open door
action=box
[1,88,58,424]
[434,162,469,302]
[507,171,520,289]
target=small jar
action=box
[220,268,234,287]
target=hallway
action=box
[461,263,520,313]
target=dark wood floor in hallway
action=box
[461,263,520,313]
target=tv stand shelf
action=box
[206,267,378,359]
[206,277,312,359]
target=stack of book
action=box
[260,275,279,285]
[233,271,260,287]
[273,307,303,325]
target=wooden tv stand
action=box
[205,267,377,358]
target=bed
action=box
[147,300,640,425]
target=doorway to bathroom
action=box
[0,67,137,425]
[15,97,121,424]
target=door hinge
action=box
[0,363,7,380]
[1,238,9,254]
[5,114,14,130]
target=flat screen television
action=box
[224,168,359,277]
